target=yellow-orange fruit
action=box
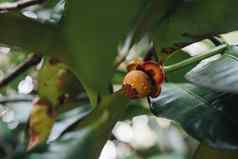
[126,58,143,72]
[122,70,152,98]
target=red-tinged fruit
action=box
[142,61,165,86]
[123,70,152,99]
[123,59,165,99]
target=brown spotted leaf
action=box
[27,98,56,150]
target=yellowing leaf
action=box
[27,98,56,150]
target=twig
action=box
[0,95,34,104]
[0,53,42,88]
[164,44,227,73]
[0,0,47,13]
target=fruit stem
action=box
[164,44,228,73]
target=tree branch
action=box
[0,53,42,89]
[0,0,47,13]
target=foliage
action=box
[1,0,238,159]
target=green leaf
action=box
[150,83,238,150]
[38,58,82,106]
[0,13,62,55]
[151,0,238,49]
[62,0,145,103]
[194,144,238,159]
[186,46,238,93]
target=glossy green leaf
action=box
[186,46,238,93]
[151,83,238,150]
